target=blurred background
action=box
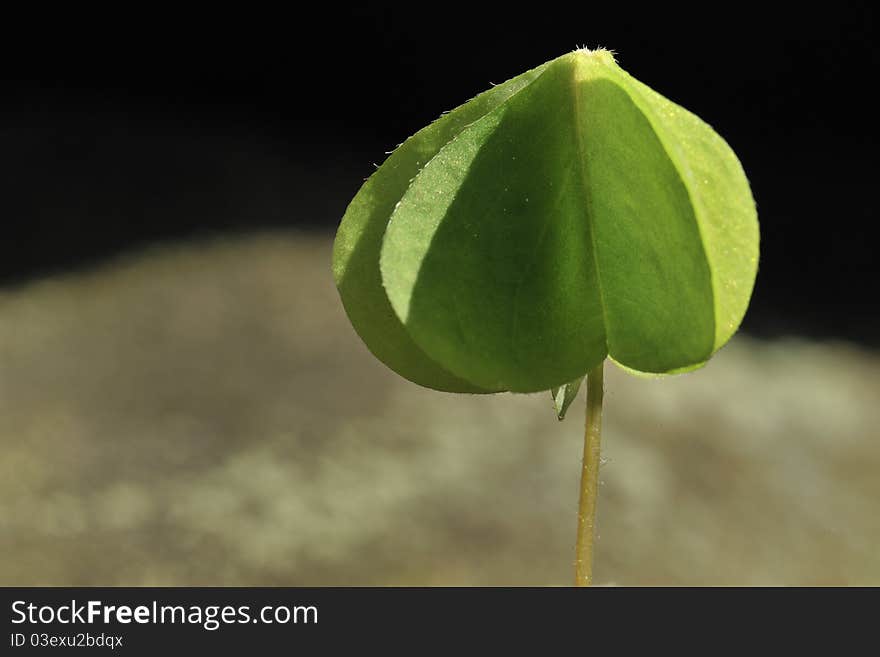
[0,7,877,585]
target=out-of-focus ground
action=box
[0,231,877,585]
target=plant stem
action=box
[575,360,604,586]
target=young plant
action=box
[332,48,759,585]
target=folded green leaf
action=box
[552,377,584,421]
[332,62,550,393]
[334,49,759,394]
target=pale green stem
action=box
[575,360,604,586]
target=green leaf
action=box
[332,62,550,392]
[335,49,759,394]
[552,376,584,421]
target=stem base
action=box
[575,361,604,586]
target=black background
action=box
[1,6,876,343]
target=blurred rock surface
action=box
[1,232,877,585]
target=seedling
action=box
[332,48,759,585]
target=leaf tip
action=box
[573,45,618,64]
